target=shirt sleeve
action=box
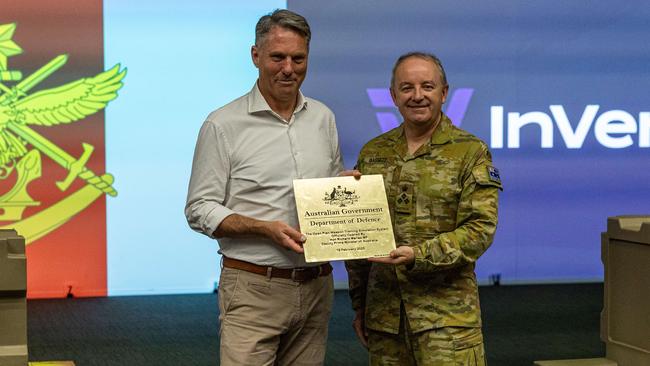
[185,120,235,238]
[408,145,502,274]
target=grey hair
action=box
[390,51,448,88]
[255,9,311,49]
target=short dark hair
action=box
[390,51,448,88]
[255,9,311,49]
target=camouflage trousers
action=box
[367,312,486,366]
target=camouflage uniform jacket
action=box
[346,114,502,334]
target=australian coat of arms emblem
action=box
[323,185,359,207]
[0,23,125,244]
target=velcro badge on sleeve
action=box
[471,165,503,190]
[487,166,501,183]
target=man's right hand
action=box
[215,214,306,254]
[352,308,368,349]
[258,220,306,254]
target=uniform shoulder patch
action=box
[471,164,503,190]
[487,166,501,184]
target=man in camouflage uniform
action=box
[346,52,502,365]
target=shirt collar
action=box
[248,81,308,115]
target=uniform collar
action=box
[387,113,454,144]
[429,114,454,145]
[387,113,455,159]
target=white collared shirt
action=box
[185,83,344,268]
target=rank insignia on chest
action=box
[395,182,414,214]
[487,166,501,183]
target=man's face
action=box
[252,26,308,106]
[391,57,448,128]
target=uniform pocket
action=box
[450,326,483,350]
[449,327,486,365]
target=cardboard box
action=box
[534,358,617,366]
[601,216,650,366]
[0,229,28,366]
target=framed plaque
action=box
[293,175,396,262]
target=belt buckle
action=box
[291,268,308,282]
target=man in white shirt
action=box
[185,9,344,366]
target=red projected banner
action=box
[1,0,125,298]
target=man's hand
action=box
[258,220,306,253]
[368,246,415,266]
[352,308,368,349]
[338,169,362,179]
[214,214,306,254]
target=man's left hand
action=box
[368,246,415,266]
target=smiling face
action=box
[251,26,308,109]
[391,56,448,130]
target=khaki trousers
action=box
[218,267,333,366]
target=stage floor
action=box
[26,283,605,365]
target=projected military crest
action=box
[1,0,122,299]
[0,23,125,244]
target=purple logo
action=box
[367,88,474,132]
